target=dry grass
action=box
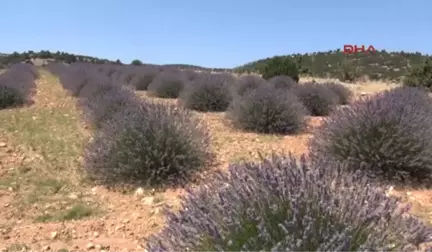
[299,76,402,97]
[0,71,430,251]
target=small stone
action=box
[43,245,51,251]
[406,191,412,196]
[134,187,145,198]
[142,196,154,206]
[7,187,13,192]
[0,142,7,147]
[360,92,368,96]
[95,244,102,250]
[86,242,95,250]
[50,231,58,239]
[68,193,79,199]
[91,187,98,194]
[151,207,160,215]
[93,231,100,238]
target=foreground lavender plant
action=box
[146,154,432,251]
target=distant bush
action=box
[0,85,24,109]
[77,77,116,101]
[404,58,432,91]
[293,82,339,116]
[131,59,143,66]
[146,154,432,251]
[268,75,298,89]
[233,75,268,96]
[133,73,156,90]
[180,74,233,112]
[131,68,160,90]
[321,82,353,105]
[148,72,186,98]
[82,87,138,128]
[182,70,201,82]
[228,86,308,134]
[55,67,95,97]
[309,87,432,184]
[84,102,211,187]
[261,56,299,81]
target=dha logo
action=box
[343,45,377,55]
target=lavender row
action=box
[0,63,38,109]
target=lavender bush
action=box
[309,86,432,184]
[131,67,160,90]
[181,69,201,82]
[321,82,353,105]
[148,71,187,98]
[227,86,308,134]
[146,154,432,251]
[47,63,137,127]
[180,73,233,112]
[81,87,138,128]
[293,82,340,116]
[84,101,211,187]
[233,74,268,96]
[0,63,38,109]
[0,85,24,109]
[268,75,298,89]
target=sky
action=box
[1,0,431,68]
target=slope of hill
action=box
[235,50,431,81]
[0,50,231,72]
[0,50,117,67]
[2,49,431,81]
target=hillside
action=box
[2,49,431,81]
[0,50,230,72]
[235,50,431,81]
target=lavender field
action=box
[0,62,432,251]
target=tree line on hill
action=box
[1,49,431,84]
[0,51,230,72]
[235,49,431,82]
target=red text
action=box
[343,45,376,54]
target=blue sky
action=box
[2,0,431,68]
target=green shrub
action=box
[227,86,308,134]
[0,85,24,109]
[131,59,143,65]
[180,74,233,112]
[309,87,432,184]
[404,58,432,91]
[293,82,339,116]
[148,72,186,98]
[260,56,299,81]
[84,101,211,187]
